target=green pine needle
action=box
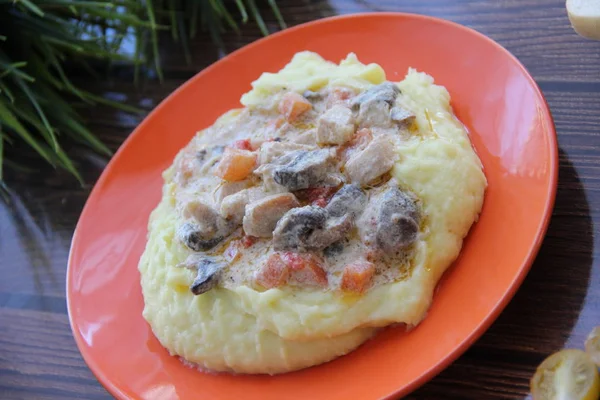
[0,0,285,192]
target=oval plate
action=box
[67,13,557,400]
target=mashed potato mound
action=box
[139,52,486,373]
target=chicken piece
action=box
[351,82,400,128]
[213,181,251,205]
[278,92,312,122]
[316,105,355,145]
[340,260,375,293]
[339,127,373,163]
[272,149,341,191]
[178,200,234,251]
[345,135,396,186]
[390,106,416,127]
[376,187,420,253]
[214,147,257,182]
[258,141,314,165]
[219,187,268,224]
[243,193,300,238]
[291,129,318,145]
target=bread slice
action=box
[567,0,600,40]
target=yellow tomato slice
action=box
[530,349,600,400]
[586,327,600,367]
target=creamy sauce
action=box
[172,84,421,293]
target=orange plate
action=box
[67,13,558,400]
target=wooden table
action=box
[1,1,599,399]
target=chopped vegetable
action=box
[232,139,254,151]
[530,349,600,400]
[340,261,375,293]
[255,253,290,289]
[282,252,327,287]
[278,92,312,122]
[255,252,327,288]
[214,147,257,181]
[241,235,257,248]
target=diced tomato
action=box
[278,92,312,122]
[231,139,253,151]
[282,252,328,287]
[241,235,257,248]
[214,147,257,181]
[255,253,290,289]
[340,261,375,293]
[256,252,328,288]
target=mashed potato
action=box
[138,52,486,373]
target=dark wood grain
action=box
[2,0,600,399]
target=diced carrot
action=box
[278,92,312,122]
[214,147,257,181]
[282,252,328,287]
[255,253,290,289]
[232,139,253,151]
[340,261,375,293]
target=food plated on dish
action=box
[67,13,558,399]
[138,51,487,374]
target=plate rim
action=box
[66,11,559,399]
